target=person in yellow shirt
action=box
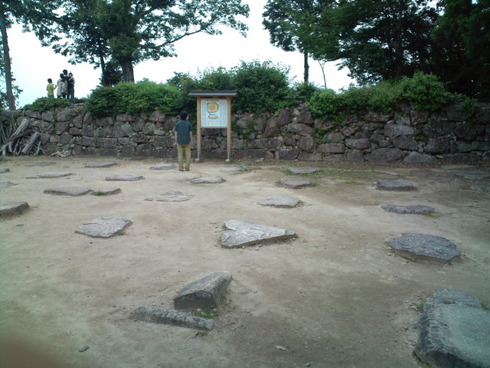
[46,78,55,98]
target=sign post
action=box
[189,90,238,162]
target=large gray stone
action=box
[403,152,437,163]
[221,219,296,248]
[76,217,132,238]
[0,168,10,173]
[84,161,118,168]
[451,170,489,180]
[387,233,460,262]
[381,204,435,215]
[258,195,301,208]
[27,161,56,167]
[288,167,320,175]
[26,171,73,179]
[0,201,29,218]
[44,187,92,196]
[376,179,416,191]
[414,289,490,368]
[150,164,177,170]
[174,271,232,310]
[219,167,248,175]
[279,178,314,189]
[129,306,214,331]
[145,190,193,202]
[105,174,143,181]
[190,176,225,184]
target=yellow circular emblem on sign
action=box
[207,102,219,113]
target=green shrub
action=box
[398,72,454,111]
[366,81,400,113]
[85,87,122,117]
[308,89,341,118]
[232,60,292,113]
[85,81,183,117]
[26,97,71,112]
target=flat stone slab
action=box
[174,271,232,310]
[0,201,29,218]
[376,179,416,191]
[27,161,56,167]
[44,187,93,196]
[84,161,118,168]
[129,306,214,331]
[150,163,177,170]
[145,190,193,202]
[387,233,460,262]
[91,188,121,196]
[75,217,132,238]
[221,219,296,248]
[220,167,247,175]
[288,167,320,175]
[451,170,489,180]
[190,176,225,184]
[381,204,435,215]
[105,174,143,181]
[0,182,15,190]
[26,171,73,179]
[279,178,314,189]
[414,289,490,368]
[0,168,10,173]
[258,195,301,208]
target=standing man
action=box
[173,110,193,171]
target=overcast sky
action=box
[9,0,353,108]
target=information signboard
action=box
[201,99,228,128]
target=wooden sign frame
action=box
[189,90,238,162]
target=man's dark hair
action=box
[180,110,188,120]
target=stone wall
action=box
[8,102,490,162]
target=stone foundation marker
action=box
[381,204,434,215]
[376,179,416,191]
[0,201,29,218]
[190,176,225,184]
[279,178,314,189]
[84,161,118,168]
[145,190,193,202]
[150,164,177,170]
[288,167,319,175]
[76,217,132,238]
[414,289,490,368]
[258,195,301,208]
[387,233,460,262]
[105,174,143,181]
[221,219,296,248]
[129,306,214,331]
[174,271,232,310]
[44,187,92,196]
[26,172,73,179]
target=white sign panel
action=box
[201,99,228,128]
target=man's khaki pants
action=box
[177,144,191,170]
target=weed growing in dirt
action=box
[193,307,219,319]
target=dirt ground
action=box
[0,156,489,368]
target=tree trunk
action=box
[0,2,16,110]
[120,59,134,83]
[303,51,309,84]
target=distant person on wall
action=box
[173,110,193,171]
[46,78,55,98]
[66,72,75,100]
[56,73,67,98]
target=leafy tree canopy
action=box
[37,0,250,83]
